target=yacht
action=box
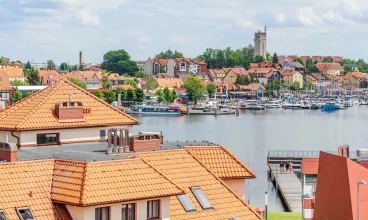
[283,102,302,109]
[301,101,312,109]
[321,103,339,111]
[243,102,265,110]
[266,100,282,108]
[126,105,181,115]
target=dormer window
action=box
[191,187,213,210]
[16,207,35,220]
[0,210,7,220]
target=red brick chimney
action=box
[0,141,17,162]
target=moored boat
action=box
[126,105,181,115]
[321,103,339,111]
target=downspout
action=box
[11,131,20,149]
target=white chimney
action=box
[4,135,8,143]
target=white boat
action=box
[243,103,265,110]
[266,100,282,108]
[337,103,347,109]
[126,105,181,115]
[283,102,302,109]
[301,101,312,109]
[343,100,353,107]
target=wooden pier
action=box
[268,163,302,212]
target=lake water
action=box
[132,106,368,211]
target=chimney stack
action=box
[0,142,17,162]
[79,51,83,65]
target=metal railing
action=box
[268,150,357,158]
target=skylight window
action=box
[177,194,196,212]
[16,207,35,220]
[191,187,213,210]
[0,210,7,220]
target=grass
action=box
[268,212,302,220]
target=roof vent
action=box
[55,94,86,122]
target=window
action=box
[0,210,7,220]
[191,187,213,210]
[37,133,59,146]
[122,203,135,220]
[147,200,160,219]
[16,207,34,220]
[95,207,110,220]
[177,194,196,212]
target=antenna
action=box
[264,26,267,33]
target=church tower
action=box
[254,26,267,59]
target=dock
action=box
[268,163,302,212]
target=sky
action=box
[1,0,368,64]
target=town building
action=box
[0,71,11,109]
[280,70,304,88]
[38,70,64,85]
[207,68,227,82]
[310,73,325,81]
[345,71,368,86]
[316,63,343,76]
[313,151,368,220]
[64,71,102,90]
[132,60,145,72]
[134,78,146,89]
[254,27,267,59]
[282,60,305,73]
[223,67,249,83]
[247,68,281,85]
[30,63,48,70]
[306,75,318,88]
[0,66,25,82]
[0,80,138,147]
[156,78,182,89]
[144,58,207,76]
[343,64,359,72]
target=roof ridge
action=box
[185,149,263,219]
[62,79,139,124]
[140,158,185,194]
[78,162,88,206]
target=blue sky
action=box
[1,0,368,64]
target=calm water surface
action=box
[132,106,368,211]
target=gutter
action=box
[11,131,20,148]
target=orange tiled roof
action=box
[247,68,276,74]
[0,160,61,219]
[0,66,24,77]
[130,150,262,220]
[280,70,300,76]
[64,71,102,80]
[0,71,11,90]
[185,146,256,179]
[51,159,183,206]
[157,78,181,88]
[348,71,367,79]
[152,59,169,66]
[0,79,138,130]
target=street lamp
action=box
[358,179,367,220]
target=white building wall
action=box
[67,197,171,220]
[17,126,129,146]
[86,83,100,90]
[144,59,153,75]
[258,77,269,85]
[0,131,20,144]
[167,59,175,76]
[224,179,245,200]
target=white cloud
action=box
[235,19,255,28]
[77,9,100,26]
[276,13,285,23]
[298,7,322,26]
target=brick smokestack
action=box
[0,141,17,162]
[79,51,83,65]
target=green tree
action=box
[25,92,32,97]
[163,87,173,102]
[126,89,136,101]
[290,81,301,91]
[305,58,313,73]
[206,83,216,97]
[94,90,104,99]
[272,52,279,64]
[183,76,206,104]
[323,56,333,63]
[67,77,87,89]
[255,55,265,63]
[293,57,305,67]
[236,75,250,85]
[25,61,31,69]
[171,89,178,101]
[143,76,159,90]
[157,96,164,104]
[310,65,319,73]
[250,74,255,83]
[12,90,22,102]
[101,49,138,75]
[155,49,184,59]
[0,56,10,65]
[27,68,42,85]
[47,60,56,70]
[134,71,144,78]
[160,65,166,73]
[265,80,282,91]
[10,80,29,86]
[126,79,138,89]
[105,90,116,104]
[78,64,84,71]
[266,52,272,61]
[60,62,69,71]
[136,88,144,102]
[116,87,127,100]
[344,66,352,73]
[101,72,113,90]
